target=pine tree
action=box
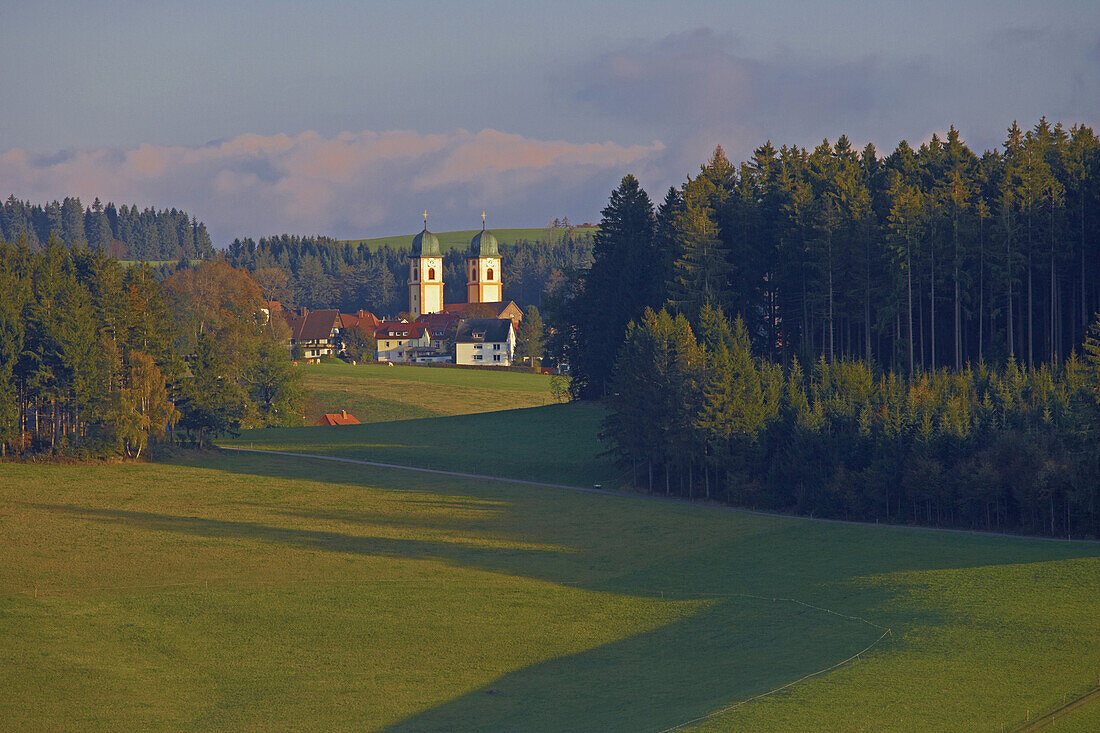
[87,198,112,251]
[667,173,726,320]
[568,175,657,398]
[60,197,86,248]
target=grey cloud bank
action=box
[571,27,1100,169]
[0,130,664,243]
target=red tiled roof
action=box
[415,311,461,326]
[294,309,341,341]
[375,322,428,339]
[315,410,361,426]
[442,301,523,322]
[340,310,380,332]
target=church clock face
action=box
[427,259,438,268]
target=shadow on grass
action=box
[123,448,1100,731]
[27,503,566,565]
[226,402,616,489]
[173,450,1100,595]
[386,598,877,733]
[22,501,887,733]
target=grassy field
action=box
[2,441,1099,731]
[340,226,598,252]
[234,402,613,488]
[5,367,1100,730]
[296,362,560,425]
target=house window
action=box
[474,344,482,349]
[413,268,418,279]
[493,354,501,362]
[474,355,482,361]
[487,268,494,280]
[494,343,500,350]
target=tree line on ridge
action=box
[551,119,1100,400]
[222,231,593,316]
[1,195,215,261]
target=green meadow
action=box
[296,362,560,425]
[235,402,612,489]
[340,226,598,252]
[3,366,1100,730]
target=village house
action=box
[277,307,383,362]
[375,321,431,362]
[454,318,516,366]
[283,308,342,362]
[414,311,461,348]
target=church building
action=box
[408,216,443,319]
[396,213,521,365]
[408,213,510,319]
[466,221,500,304]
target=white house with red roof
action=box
[374,321,431,362]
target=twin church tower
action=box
[408,213,501,318]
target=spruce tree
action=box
[667,173,726,320]
[569,175,656,398]
[60,197,87,249]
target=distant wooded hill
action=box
[341,225,598,252]
[225,228,595,317]
[0,195,215,260]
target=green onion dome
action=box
[470,228,498,258]
[412,226,441,257]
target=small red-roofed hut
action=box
[315,410,361,426]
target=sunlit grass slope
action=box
[298,362,559,424]
[340,226,598,252]
[2,449,1098,731]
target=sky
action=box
[1,0,1098,243]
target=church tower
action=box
[467,213,501,304]
[409,213,442,318]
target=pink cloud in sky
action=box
[0,129,665,242]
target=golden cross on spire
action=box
[423,210,428,228]
[481,211,486,230]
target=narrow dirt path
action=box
[219,446,1099,545]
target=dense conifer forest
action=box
[0,236,300,458]
[551,119,1100,538]
[0,195,215,261]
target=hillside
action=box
[296,362,561,425]
[340,225,598,252]
[5,368,1100,730]
[4,409,1098,730]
